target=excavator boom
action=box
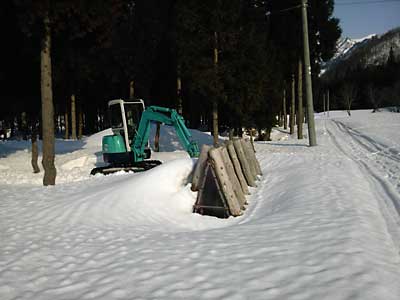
[132,106,200,160]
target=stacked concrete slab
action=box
[192,138,262,218]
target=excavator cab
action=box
[103,99,150,167]
[109,99,145,149]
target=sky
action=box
[333,0,400,39]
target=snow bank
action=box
[16,158,229,231]
[59,159,205,230]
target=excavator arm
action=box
[132,106,200,161]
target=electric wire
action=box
[267,0,400,16]
[336,0,400,5]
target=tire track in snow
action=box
[336,123,400,162]
[333,120,400,198]
[335,120,400,170]
[326,119,400,250]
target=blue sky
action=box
[333,1,400,39]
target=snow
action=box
[354,34,377,44]
[1,111,400,299]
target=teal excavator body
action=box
[91,99,199,175]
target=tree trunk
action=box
[346,95,352,116]
[41,12,56,186]
[297,58,304,139]
[10,119,15,138]
[78,109,83,139]
[250,129,255,150]
[70,94,77,140]
[265,127,272,141]
[177,66,183,115]
[55,115,60,134]
[290,74,295,135]
[64,109,69,139]
[31,126,40,173]
[212,31,219,147]
[212,101,219,146]
[283,88,287,129]
[229,128,234,140]
[21,112,28,140]
[154,122,161,152]
[237,127,243,138]
[129,80,135,99]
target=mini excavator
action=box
[90,99,200,175]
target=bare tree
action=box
[341,82,357,116]
[366,84,381,113]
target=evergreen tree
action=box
[2,0,344,152]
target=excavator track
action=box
[90,160,162,176]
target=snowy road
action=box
[1,110,400,299]
[326,119,400,247]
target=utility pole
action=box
[323,93,326,115]
[301,0,317,146]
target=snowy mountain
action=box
[321,27,400,78]
[320,35,375,76]
[333,34,376,61]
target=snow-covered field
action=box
[1,110,399,300]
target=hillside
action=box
[322,27,400,80]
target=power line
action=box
[266,4,302,15]
[274,4,302,13]
[268,0,400,15]
[336,0,400,6]
[268,0,400,14]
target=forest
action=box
[0,0,341,184]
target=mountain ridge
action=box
[321,27,400,79]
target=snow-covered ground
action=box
[1,111,400,299]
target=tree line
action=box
[0,0,341,185]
